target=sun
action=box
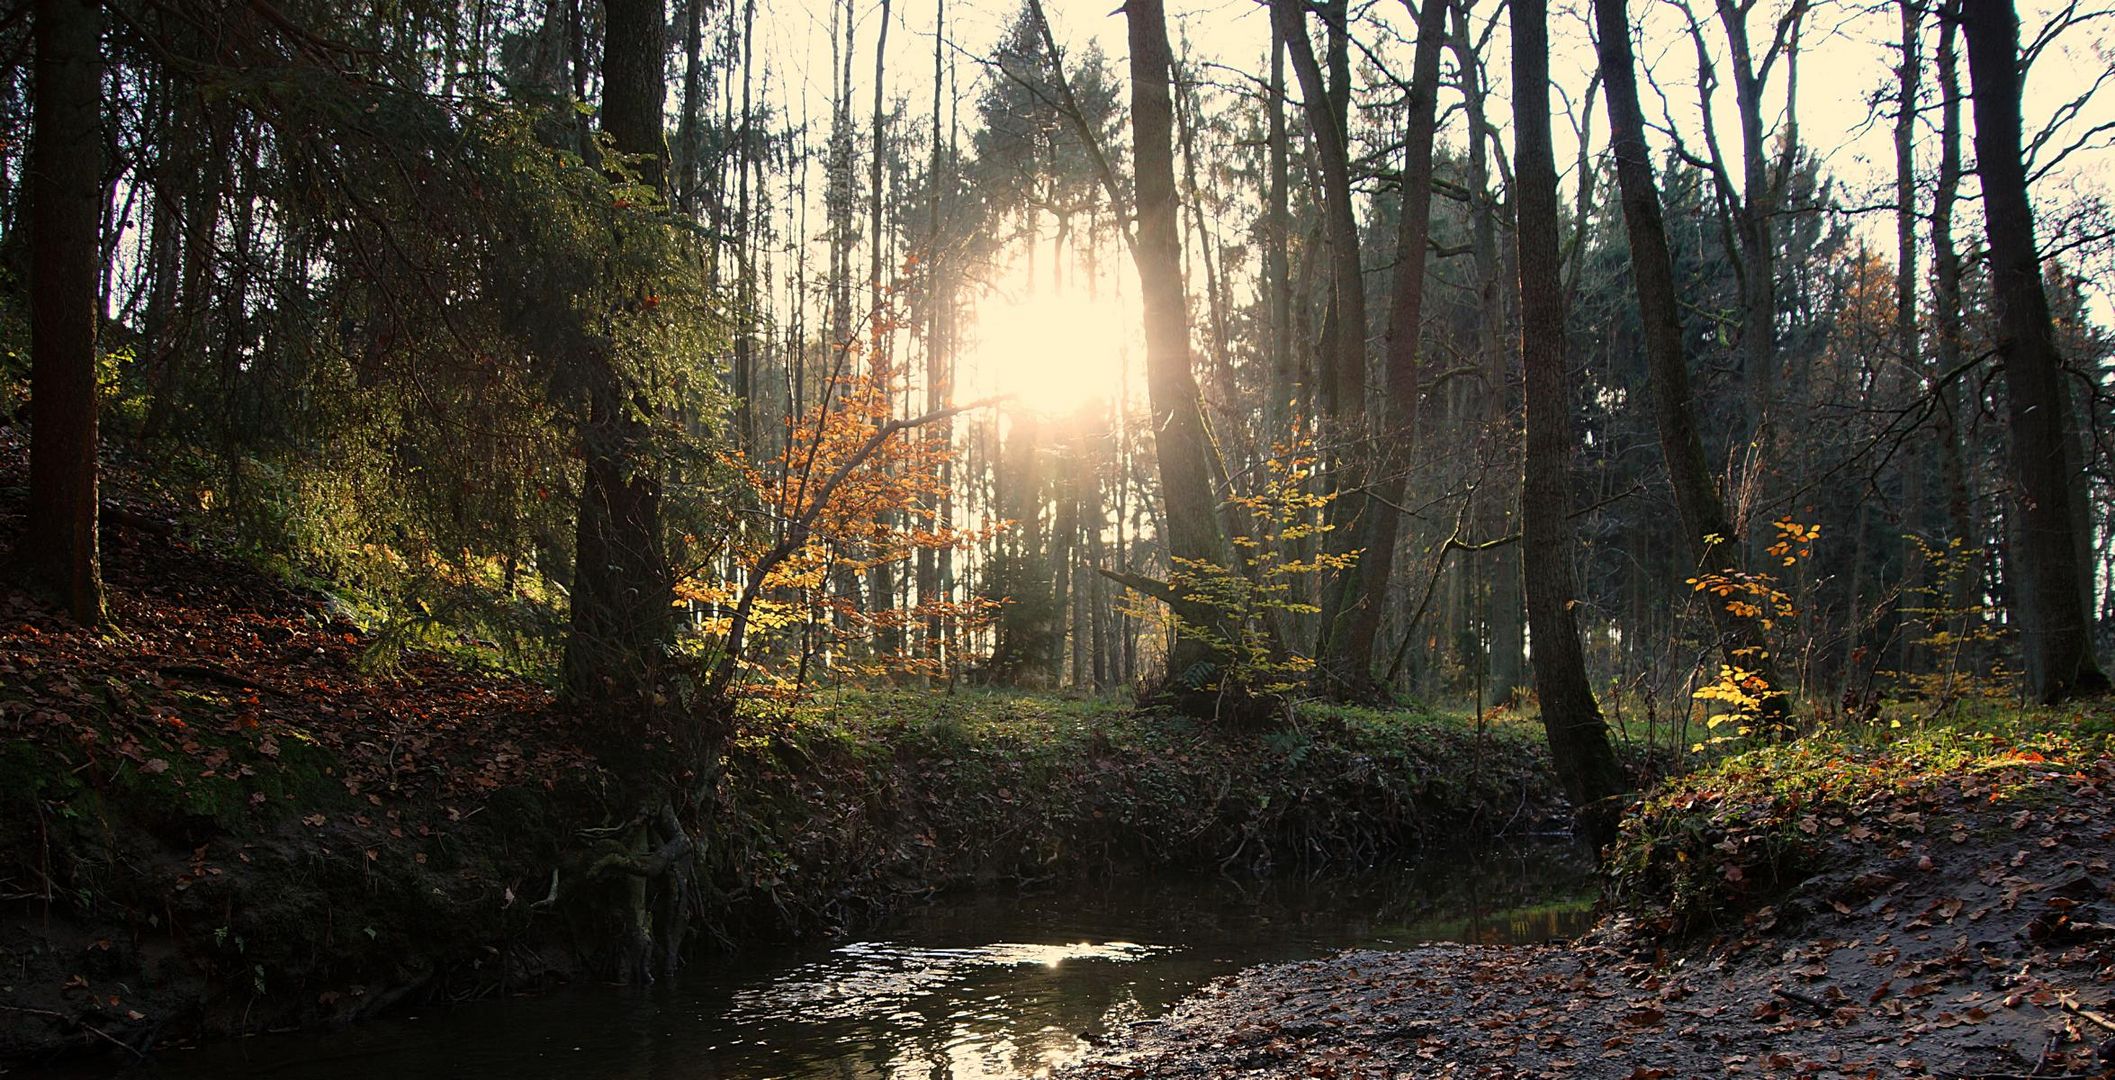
[962,288,1134,417]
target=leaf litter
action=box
[1065,741,2115,1079]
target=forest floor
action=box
[0,431,1570,1062]
[1061,717,2115,1079]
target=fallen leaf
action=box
[1619,1007,1665,1028]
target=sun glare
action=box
[964,289,1134,417]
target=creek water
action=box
[140,843,1594,1079]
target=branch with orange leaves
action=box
[707,395,1006,701]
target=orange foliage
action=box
[680,366,1002,696]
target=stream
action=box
[136,842,1594,1079]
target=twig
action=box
[1091,567,1183,608]
[1771,985,1833,1016]
[102,505,175,537]
[0,1004,149,1061]
[157,664,286,697]
[2058,996,2115,1032]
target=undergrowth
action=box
[706,689,1568,938]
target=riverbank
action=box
[0,458,1575,1062]
[1062,717,2115,1078]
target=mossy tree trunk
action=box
[566,0,707,986]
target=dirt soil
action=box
[1063,750,2115,1079]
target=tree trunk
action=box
[1959,0,2110,702]
[1272,0,1371,679]
[918,0,949,671]
[732,0,758,454]
[1265,20,1293,440]
[1715,0,1791,442]
[1593,0,1789,723]
[1449,0,1513,699]
[675,0,705,215]
[1124,0,1236,711]
[1895,0,1930,672]
[24,0,106,626]
[1514,0,1627,848]
[1930,0,1981,653]
[1893,0,1922,401]
[1324,0,1449,692]
[867,0,900,661]
[566,0,675,707]
[1272,0,1364,423]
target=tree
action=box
[1513,0,1628,846]
[570,0,696,986]
[1326,0,1450,692]
[1928,0,1981,642]
[23,0,106,625]
[1124,0,1239,710]
[1959,0,2110,703]
[1592,0,1790,723]
[564,0,677,705]
[1683,0,1809,438]
[1272,0,1371,687]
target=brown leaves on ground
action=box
[1063,752,2115,1080]
[0,431,604,857]
[1,434,605,1056]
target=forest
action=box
[1,0,2113,1071]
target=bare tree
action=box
[1327,0,1450,691]
[1593,0,1790,722]
[1125,0,1238,708]
[1960,0,2110,702]
[1514,0,1628,846]
[1271,0,1370,686]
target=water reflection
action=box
[128,842,1593,1080]
[731,941,1165,1023]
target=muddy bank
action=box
[1062,727,2115,1079]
